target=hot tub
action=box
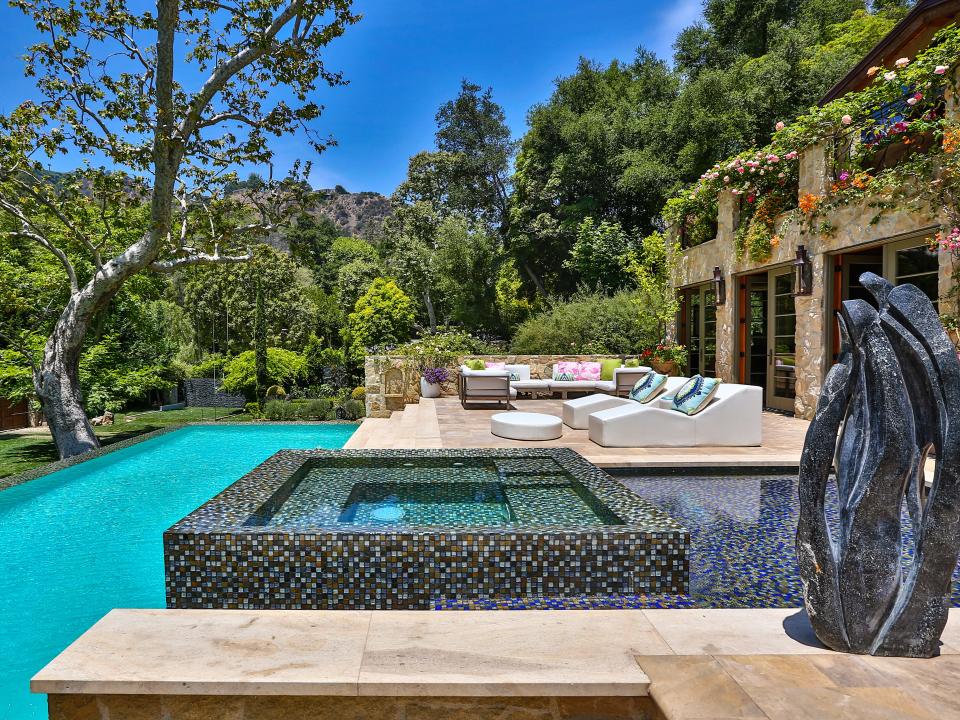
[164,448,688,609]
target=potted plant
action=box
[420,366,449,398]
[641,343,687,376]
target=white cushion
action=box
[504,364,531,382]
[549,380,603,390]
[512,379,551,390]
[593,380,616,392]
[491,412,562,441]
[562,393,635,429]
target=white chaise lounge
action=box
[562,376,691,429]
[587,382,762,447]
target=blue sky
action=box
[0,0,702,195]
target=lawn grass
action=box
[0,407,252,479]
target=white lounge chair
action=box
[562,376,690,429]
[587,382,762,447]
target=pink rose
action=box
[841,115,852,125]
[907,97,917,106]
[895,57,909,68]
[785,151,798,160]
[775,121,785,131]
[935,65,948,75]
[723,175,730,183]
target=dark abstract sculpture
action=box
[797,272,960,657]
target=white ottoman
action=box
[562,393,634,429]
[491,412,563,441]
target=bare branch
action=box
[149,245,252,273]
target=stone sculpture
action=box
[797,272,960,657]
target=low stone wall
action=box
[50,694,657,719]
[365,354,631,418]
[182,378,246,408]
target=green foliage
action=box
[285,213,339,282]
[390,330,498,370]
[341,398,366,420]
[336,258,384,316]
[351,386,366,400]
[343,278,416,362]
[494,258,536,332]
[179,245,317,354]
[566,218,637,293]
[221,348,307,399]
[511,290,670,355]
[188,354,228,378]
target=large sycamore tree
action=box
[0,0,357,458]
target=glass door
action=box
[746,276,768,391]
[766,269,796,411]
[680,285,718,378]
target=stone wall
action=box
[669,102,959,419]
[365,355,634,418]
[182,378,246,409]
[49,694,658,720]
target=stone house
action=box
[669,0,960,420]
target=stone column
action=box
[793,249,826,420]
[798,141,830,198]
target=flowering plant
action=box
[422,366,450,385]
[640,342,687,368]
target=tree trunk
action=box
[423,290,437,333]
[522,260,547,296]
[35,341,99,458]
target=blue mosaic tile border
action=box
[164,448,690,609]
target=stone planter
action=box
[419,378,442,399]
[651,360,678,376]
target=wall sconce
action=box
[712,266,726,306]
[793,245,813,296]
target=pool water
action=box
[253,456,623,528]
[0,424,355,720]
[440,473,960,610]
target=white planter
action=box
[420,378,442,398]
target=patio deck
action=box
[345,397,810,468]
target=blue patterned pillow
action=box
[671,375,721,415]
[629,372,668,403]
[509,371,522,381]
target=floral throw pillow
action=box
[629,372,668,403]
[484,361,506,370]
[553,362,579,381]
[575,361,602,381]
[671,375,721,415]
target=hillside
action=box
[312,188,392,238]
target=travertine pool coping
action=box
[32,607,960,713]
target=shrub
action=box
[263,399,298,420]
[188,353,229,378]
[341,398,366,420]
[350,386,366,400]
[244,401,261,418]
[342,278,416,362]
[390,331,498,370]
[511,290,669,355]
[300,398,333,419]
[220,348,307,399]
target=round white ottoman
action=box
[490,412,563,441]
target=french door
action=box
[682,285,717,378]
[766,269,796,411]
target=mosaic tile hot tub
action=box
[164,448,688,609]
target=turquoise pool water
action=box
[0,424,355,720]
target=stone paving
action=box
[345,397,810,468]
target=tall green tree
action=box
[0,0,358,457]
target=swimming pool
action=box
[0,423,355,720]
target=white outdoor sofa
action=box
[562,376,691,429]
[547,365,652,399]
[587,382,763,447]
[458,362,651,408]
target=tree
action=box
[342,278,415,362]
[0,0,358,458]
[178,245,317,354]
[253,282,268,409]
[220,347,307,398]
[566,218,637,294]
[285,213,339,281]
